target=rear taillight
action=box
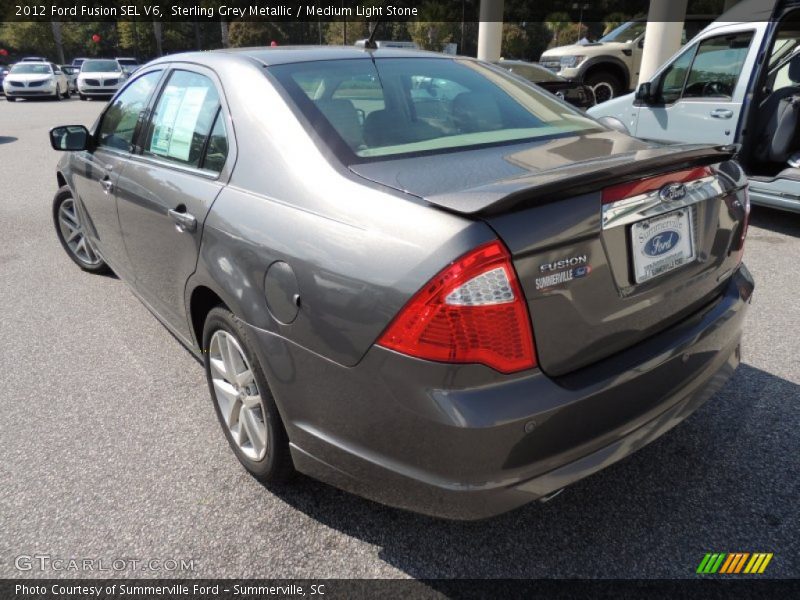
[377,240,537,373]
[602,166,713,204]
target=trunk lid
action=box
[351,133,747,376]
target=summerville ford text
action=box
[16,584,322,597]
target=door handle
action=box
[100,178,113,194]
[168,208,197,233]
[710,108,734,119]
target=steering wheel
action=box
[702,81,728,97]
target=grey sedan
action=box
[49,47,753,519]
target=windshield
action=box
[117,59,138,66]
[271,57,600,161]
[81,60,121,73]
[600,21,646,43]
[10,63,52,74]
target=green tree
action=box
[324,20,369,46]
[0,22,57,57]
[501,22,551,61]
[229,21,283,47]
[544,12,573,48]
[407,1,457,51]
[602,12,629,36]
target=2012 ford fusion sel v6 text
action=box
[49,47,754,519]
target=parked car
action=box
[494,59,596,109]
[590,0,800,213]
[115,57,140,74]
[0,65,9,95]
[3,62,69,101]
[48,48,753,519]
[77,59,127,99]
[540,16,712,103]
[71,57,89,69]
[60,65,79,94]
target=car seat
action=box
[363,109,440,148]
[316,99,364,150]
[452,92,504,133]
[755,54,800,164]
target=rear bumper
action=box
[244,265,754,519]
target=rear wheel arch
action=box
[189,285,228,349]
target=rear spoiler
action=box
[425,145,737,217]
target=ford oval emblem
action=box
[644,230,681,256]
[659,182,687,202]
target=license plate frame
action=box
[631,208,696,284]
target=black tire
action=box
[79,93,86,101]
[585,71,624,104]
[53,87,61,101]
[61,86,70,99]
[6,96,16,102]
[52,185,110,274]
[203,306,294,484]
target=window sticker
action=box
[150,85,209,162]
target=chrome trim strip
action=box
[602,175,724,230]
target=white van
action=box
[589,0,800,212]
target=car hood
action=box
[5,73,53,82]
[586,91,636,119]
[78,71,122,79]
[349,132,731,215]
[541,42,628,58]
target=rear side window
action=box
[201,111,229,173]
[144,70,221,168]
[271,57,599,161]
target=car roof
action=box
[150,45,452,68]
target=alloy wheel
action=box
[209,330,269,461]
[57,198,102,266]
[592,81,615,103]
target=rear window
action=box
[270,57,600,161]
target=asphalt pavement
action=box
[0,96,797,580]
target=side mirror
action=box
[635,81,653,103]
[50,125,91,151]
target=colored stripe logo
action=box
[697,553,773,574]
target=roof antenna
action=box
[364,20,381,50]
